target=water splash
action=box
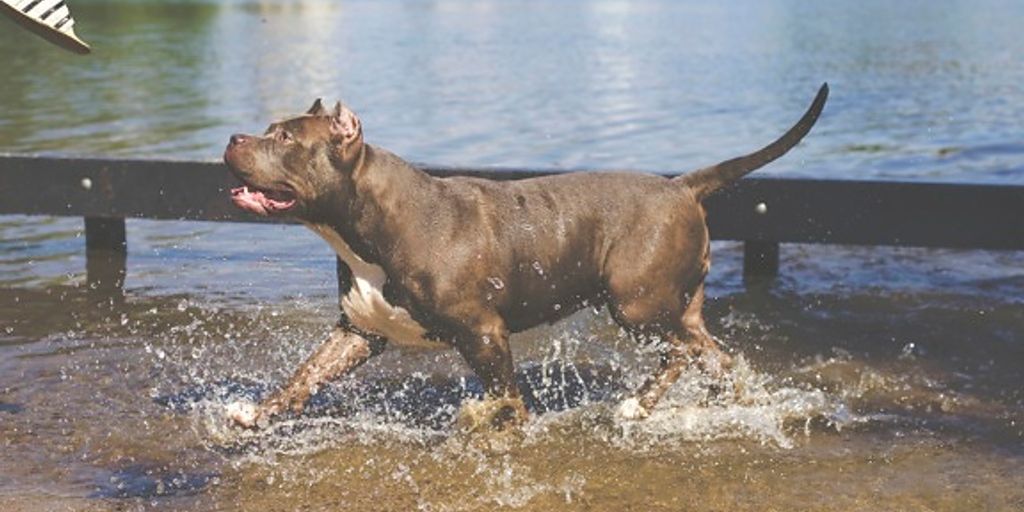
[158,337,848,510]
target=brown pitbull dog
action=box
[223,84,828,429]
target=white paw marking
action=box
[225,400,259,428]
[617,398,649,420]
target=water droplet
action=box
[899,342,917,359]
[531,261,545,276]
[487,276,505,290]
[553,304,562,311]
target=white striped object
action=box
[1,0,90,54]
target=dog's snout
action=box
[229,133,250,146]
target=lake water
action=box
[1,0,1023,510]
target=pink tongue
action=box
[230,186,295,215]
[231,186,269,215]
[264,195,296,209]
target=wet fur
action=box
[223,86,828,427]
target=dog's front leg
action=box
[228,325,385,428]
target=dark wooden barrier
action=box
[2,154,1022,291]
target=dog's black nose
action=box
[230,134,249,146]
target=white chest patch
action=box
[305,223,444,349]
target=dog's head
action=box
[223,99,364,220]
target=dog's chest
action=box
[305,223,444,349]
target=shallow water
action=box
[2,0,1024,510]
[2,266,1022,510]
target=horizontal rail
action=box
[2,154,1023,291]
[3,154,1022,250]
[706,176,1024,251]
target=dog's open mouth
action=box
[230,185,296,216]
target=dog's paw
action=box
[225,400,260,428]
[456,396,528,433]
[616,398,649,420]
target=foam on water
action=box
[164,352,844,509]
[6,283,1021,510]
[180,345,846,469]
[514,356,844,451]
[129,298,1023,509]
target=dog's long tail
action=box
[678,83,829,202]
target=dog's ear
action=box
[306,98,328,116]
[329,101,361,141]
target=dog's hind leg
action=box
[452,317,528,430]
[228,326,385,428]
[616,285,733,419]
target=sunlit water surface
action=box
[2,0,1023,510]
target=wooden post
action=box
[743,240,779,281]
[85,217,126,293]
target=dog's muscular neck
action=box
[313,144,436,267]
